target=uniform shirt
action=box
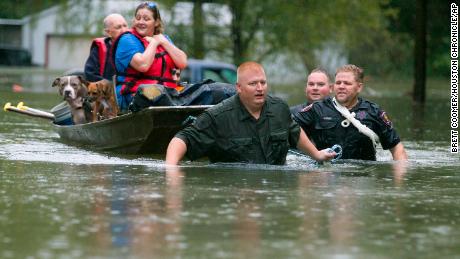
[293,96,401,160]
[84,37,115,82]
[290,102,309,115]
[175,95,301,164]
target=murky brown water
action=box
[1,79,459,258]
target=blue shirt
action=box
[115,34,144,77]
[115,33,173,83]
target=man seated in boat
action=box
[293,64,408,161]
[290,68,332,115]
[84,13,128,82]
[165,61,336,165]
[112,2,187,113]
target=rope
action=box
[288,144,343,163]
[332,97,380,149]
[327,144,343,161]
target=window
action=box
[203,68,236,84]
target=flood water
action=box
[1,80,459,258]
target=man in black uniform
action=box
[293,64,407,161]
[165,61,335,165]
[290,68,332,115]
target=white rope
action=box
[332,97,380,148]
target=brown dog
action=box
[87,79,118,121]
[52,75,92,124]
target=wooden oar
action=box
[3,102,55,121]
[16,102,56,119]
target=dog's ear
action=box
[105,80,114,94]
[78,76,89,88]
[86,83,94,93]
[52,77,61,87]
[100,80,110,95]
[93,82,101,94]
[77,82,89,97]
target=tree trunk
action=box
[413,0,427,103]
[229,0,245,65]
[192,0,205,59]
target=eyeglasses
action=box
[137,2,159,17]
[137,2,157,11]
[148,2,156,8]
[142,1,157,9]
[171,68,181,77]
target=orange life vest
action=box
[91,37,107,76]
[112,29,177,95]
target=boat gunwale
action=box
[52,105,213,128]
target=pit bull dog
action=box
[87,79,118,121]
[52,75,92,124]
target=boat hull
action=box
[53,106,211,154]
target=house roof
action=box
[0,18,23,26]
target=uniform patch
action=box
[301,103,313,112]
[356,111,367,120]
[380,111,393,128]
[194,113,212,130]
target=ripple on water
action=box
[0,140,164,167]
[401,141,459,166]
[0,137,458,171]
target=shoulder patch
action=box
[301,103,313,112]
[193,113,213,130]
[209,101,232,116]
[379,111,393,128]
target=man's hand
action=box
[317,149,336,162]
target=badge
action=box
[301,103,313,112]
[380,111,393,128]
[356,111,366,120]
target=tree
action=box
[192,0,205,59]
[262,0,390,73]
[413,0,427,103]
[166,0,391,70]
[0,0,65,19]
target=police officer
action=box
[165,61,335,165]
[290,68,332,115]
[293,64,408,161]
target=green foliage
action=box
[386,0,450,77]
[1,0,449,78]
[54,0,106,35]
[0,0,65,19]
[274,0,391,73]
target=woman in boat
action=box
[112,1,187,112]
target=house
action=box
[0,18,22,46]
[0,0,225,71]
[0,1,142,70]
[0,18,31,66]
[1,1,341,84]
[20,0,139,70]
